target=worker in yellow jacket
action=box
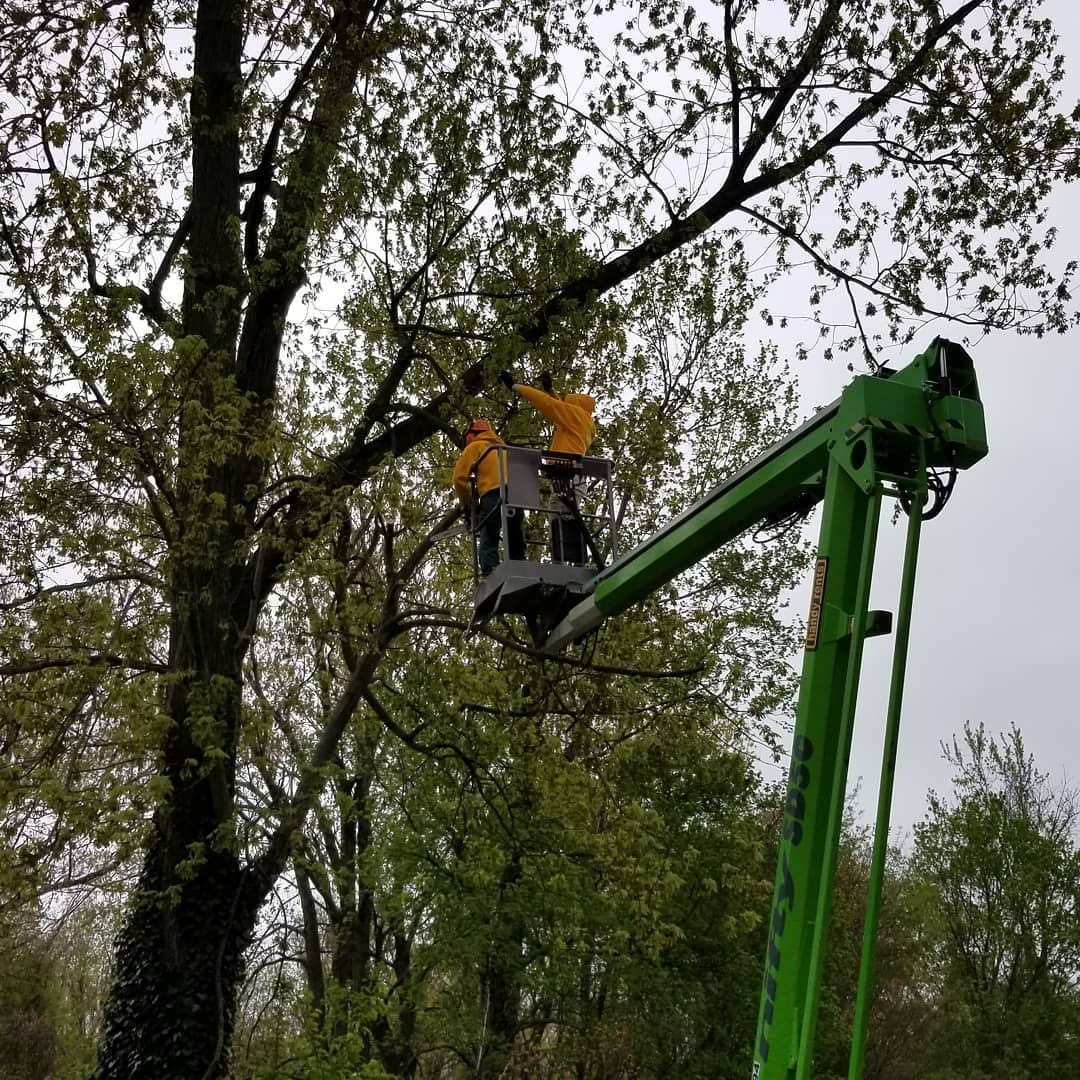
[452,419,525,575]
[499,369,596,455]
[499,370,597,564]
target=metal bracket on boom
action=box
[812,602,853,647]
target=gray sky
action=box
[783,1,1080,837]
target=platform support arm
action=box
[847,457,925,1080]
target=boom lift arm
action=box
[542,338,988,1079]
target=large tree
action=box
[0,1,1077,1076]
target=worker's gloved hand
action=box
[540,370,554,394]
[498,369,515,389]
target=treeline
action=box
[4,722,1077,1080]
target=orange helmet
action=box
[464,418,491,444]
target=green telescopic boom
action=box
[543,339,988,1079]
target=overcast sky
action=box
[778,0,1080,838]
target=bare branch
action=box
[737,203,1006,331]
[0,654,168,677]
[0,572,162,612]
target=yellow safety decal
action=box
[805,557,828,651]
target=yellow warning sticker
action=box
[805,557,828,651]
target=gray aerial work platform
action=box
[466,444,618,643]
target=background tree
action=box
[0,896,118,1080]
[768,723,1080,1080]
[910,723,1080,1079]
[0,905,60,1080]
[0,1,1078,1077]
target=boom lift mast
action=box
[540,338,988,1079]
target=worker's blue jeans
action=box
[476,490,525,574]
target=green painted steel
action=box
[541,337,989,1079]
[848,461,925,1080]
[753,456,881,1079]
[591,407,834,617]
[799,478,881,1080]
[585,338,985,627]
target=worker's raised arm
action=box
[499,369,596,455]
[514,385,596,456]
[512,383,574,427]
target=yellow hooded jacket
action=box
[452,429,507,501]
[513,384,596,456]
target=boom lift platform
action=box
[478,337,985,1079]
[466,445,618,643]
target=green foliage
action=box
[0,909,59,1080]
[236,983,398,1080]
[0,899,117,1080]
[809,816,940,1080]
[1,1,1078,1075]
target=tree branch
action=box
[36,111,180,334]
[729,0,844,182]
[238,0,990,634]
[0,572,162,612]
[241,10,343,266]
[234,0,388,404]
[739,0,984,205]
[0,654,168,677]
[738,203,1000,331]
[147,204,190,318]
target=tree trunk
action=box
[95,598,264,1078]
[94,845,258,1079]
[477,853,525,1080]
[96,3,256,1073]
[323,757,420,1078]
[372,923,418,1079]
[296,863,327,1029]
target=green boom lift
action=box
[540,337,988,1079]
